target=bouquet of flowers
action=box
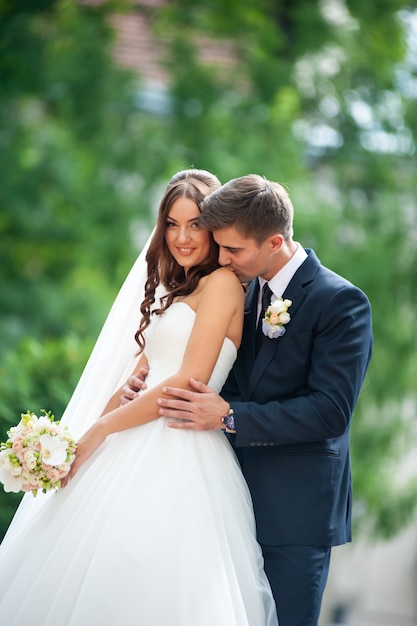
[262,298,292,339]
[0,410,77,496]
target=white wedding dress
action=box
[0,302,278,626]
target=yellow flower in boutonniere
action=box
[262,298,292,339]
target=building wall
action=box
[321,517,417,625]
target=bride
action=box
[0,169,278,626]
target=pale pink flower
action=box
[46,468,61,483]
[12,439,23,452]
[15,448,26,462]
[0,410,76,496]
[269,313,280,325]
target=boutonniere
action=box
[262,298,292,339]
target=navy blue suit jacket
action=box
[223,249,373,547]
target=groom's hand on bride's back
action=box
[120,366,149,405]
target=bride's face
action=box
[165,197,212,273]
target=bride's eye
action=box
[166,221,177,229]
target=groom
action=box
[122,175,373,626]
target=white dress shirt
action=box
[257,243,307,317]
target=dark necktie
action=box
[255,283,273,354]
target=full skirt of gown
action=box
[0,303,278,626]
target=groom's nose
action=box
[219,248,233,267]
[218,248,232,267]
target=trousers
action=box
[260,542,331,626]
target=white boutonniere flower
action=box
[262,298,292,339]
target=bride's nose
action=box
[177,226,191,242]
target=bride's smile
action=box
[165,196,211,271]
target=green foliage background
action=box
[1,0,416,540]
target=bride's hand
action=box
[120,366,149,405]
[61,422,107,487]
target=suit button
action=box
[255,441,262,446]
[249,441,256,447]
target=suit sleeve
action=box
[227,283,373,447]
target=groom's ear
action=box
[269,234,284,254]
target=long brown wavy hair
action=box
[135,169,221,353]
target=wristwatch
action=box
[221,407,236,434]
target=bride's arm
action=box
[66,268,243,482]
[99,354,149,416]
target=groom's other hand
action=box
[120,366,149,405]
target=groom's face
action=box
[213,226,276,283]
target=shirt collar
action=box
[259,243,307,299]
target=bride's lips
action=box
[175,247,196,256]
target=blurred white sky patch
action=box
[293,4,417,157]
[319,0,357,30]
[397,8,417,98]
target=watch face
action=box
[225,413,235,431]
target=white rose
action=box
[278,312,291,325]
[0,448,10,466]
[0,452,24,493]
[269,300,286,314]
[10,464,23,477]
[35,415,51,433]
[21,469,38,484]
[1,473,24,493]
[22,449,37,470]
[0,450,22,476]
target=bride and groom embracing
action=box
[0,169,373,626]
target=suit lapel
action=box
[247,249,320,395]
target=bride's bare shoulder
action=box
[200,268,243,302]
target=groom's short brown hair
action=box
[200,174,294,245]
